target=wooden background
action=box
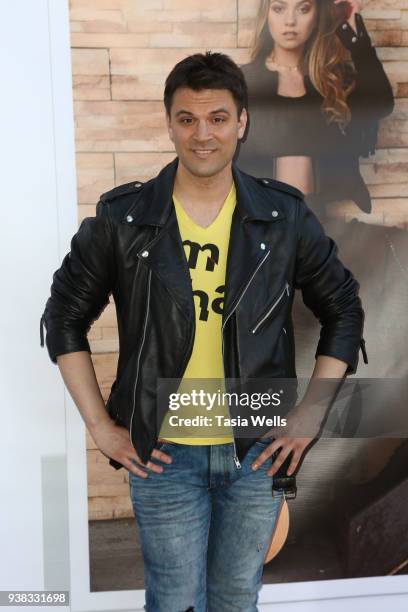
[67,0,408,520]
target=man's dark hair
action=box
[164,51,248,118]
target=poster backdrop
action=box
[68,0,408,592]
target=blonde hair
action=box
[250,0,355,130]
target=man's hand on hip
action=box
[250,403,322,477]
[89,420,173,478]
[251,355,349,476]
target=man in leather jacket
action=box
[40,52,365,612]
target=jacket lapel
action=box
[222,163,286,321]
[138,209,195,321]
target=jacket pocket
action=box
[250,282,290,335]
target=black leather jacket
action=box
[40,158,365,468]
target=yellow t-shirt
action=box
[158,183,236,444]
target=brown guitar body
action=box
[264,498,290,564]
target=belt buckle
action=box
[272,476,297,500]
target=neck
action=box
[173,161,233,209]
[268,45,304,68]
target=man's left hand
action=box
[251,405,322,477]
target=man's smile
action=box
[191,148,217,159]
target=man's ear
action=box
[166,112,174,143]
[237,107,248,140]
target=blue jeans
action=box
[128,439,284,612]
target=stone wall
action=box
[68,0,408,519]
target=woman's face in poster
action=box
[267,0,318,52]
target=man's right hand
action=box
[89,419,173,478]
[55,352,172,478]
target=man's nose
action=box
[194,119,212,141]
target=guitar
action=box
[264,497,290,563]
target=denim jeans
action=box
[128,439,284,612]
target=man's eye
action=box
[213,117,225,124]
[180,118,193,124]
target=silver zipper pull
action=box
[233,455,242,469]
[251,280,290,334]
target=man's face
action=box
[166,87,247,179]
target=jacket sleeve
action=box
[294,198,366,374]
[40,200,115,364]
[336,13,394,122]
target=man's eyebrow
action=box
[174,110,193,117]
[209,108,231,115]
[174,107,231,117]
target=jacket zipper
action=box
[129,267,153,450]
[251,282,290,334]
[221,249,271,468]
[129,229,160,450]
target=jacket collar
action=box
[121,156,285,226]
